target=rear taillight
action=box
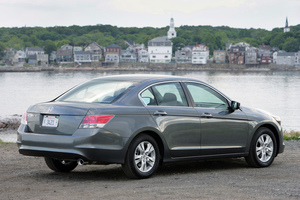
[21,112,27,125]
[79,115,114,128]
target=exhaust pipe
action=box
[77,159,87,165]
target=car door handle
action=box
[201,113,213,118]
[154,111,167,116]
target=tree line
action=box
[0,24,299,59]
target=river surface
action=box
[0,70,299,131]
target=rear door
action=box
[140,82,200,157]
[183,82,249,155]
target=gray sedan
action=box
[17,75,285,178]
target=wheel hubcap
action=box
[134,141,156,173]
[256,134,274,162]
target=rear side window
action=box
[56,80,134,103]
[141,82,188,107]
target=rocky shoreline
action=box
[0,62,300,73]
[0,116,21,131]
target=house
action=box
[74,51,92,63]
[175,47,192,63]
[61,44,73,51]
[49,51,57,63]
[120,48,137,63]
[28,54,37,66]
[276,52,299,66]
[148,36,172,63]
[260,54,273,64]
[192,44,209,65]
[37,54,49,67]
[3,49,18,65]
[138,49,149,63]
[245,47,258,65]
[17,50,26,62]
[213,50,227,64]
[56,49,73,63]
[84,42,103,61]
[24,47,44,57]
[105,44,121,63]
[228,45,246,64]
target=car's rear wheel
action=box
[245,127,277,167]
[122,134,160,179]
[44,157,78,172]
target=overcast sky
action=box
[0,0,299,30]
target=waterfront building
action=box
[148,36,172,63]
[192,44,209,65]
[167,18,177,39]
[24,47,44,57]
[245,47,258,65]
[284,17,290,33]
[56,49,73,63]
[175,47,192,63]
[229,45,246,64]
[36,54,49,67]
[74,51,93,63]
[3,49,18,65]
[138,49,149,63]
[120,48,137,63]
[105,44,121,63]
[84,42,103,61]
[276,52,299,66]
[213,50,227,64]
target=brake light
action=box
[79,115,114,128]
[21,112,27,125]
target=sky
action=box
[0,0,299,30]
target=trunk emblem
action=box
[48,107,54,113]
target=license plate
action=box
[42,115,59,127]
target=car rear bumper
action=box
[17,124,127,164]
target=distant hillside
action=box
[0,24,299,56]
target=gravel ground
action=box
[0,140,299,200]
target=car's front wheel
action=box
[44,157,78,172]
[245,127,277,167]
[122,134,160,179]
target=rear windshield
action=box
[56,80,134,103]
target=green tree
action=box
[0,42,6,59]
[43,40,57,56]
[171,37,186,54]
[283,37,300,52]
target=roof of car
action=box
[94,74,197,83]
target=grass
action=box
[283,130,300,140]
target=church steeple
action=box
[284,17,290,33]
[167,18,177,39]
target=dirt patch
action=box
[0,141,299,200]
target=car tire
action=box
[245,127,277,168]
[44,157,78,172]
[122,134,160,179]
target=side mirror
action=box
[230,101,240,111]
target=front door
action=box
[184,82,249,156]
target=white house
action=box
[138,49,149,63]
[148,36,172,63]
[192,44,209,64]
[276,52,300,66]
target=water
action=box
[0,70,299,132]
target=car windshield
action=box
[56,80,134,103]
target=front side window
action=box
[185,82,228,109]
